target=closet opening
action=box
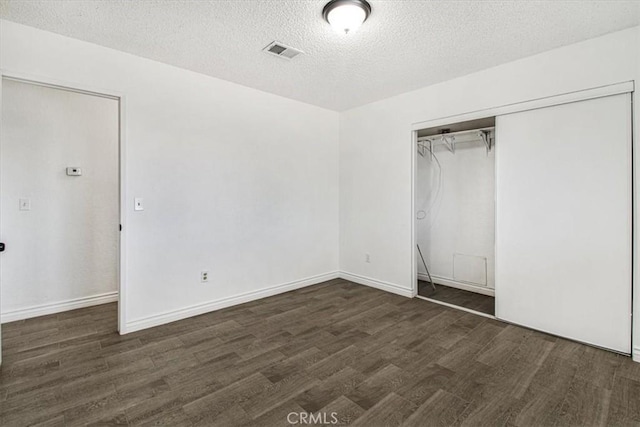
[414,117,496,316]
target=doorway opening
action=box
[0,75,125,362]
[414,117,496,317]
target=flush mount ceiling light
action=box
[322,0,372,35]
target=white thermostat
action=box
[66,167,82,176]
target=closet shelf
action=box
[418,127,495,156]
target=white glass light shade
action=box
[327,4,367,34]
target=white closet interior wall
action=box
[416,134,495,291]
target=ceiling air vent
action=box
[263,41,304,60]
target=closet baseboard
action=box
[418,273,495,296]
[340,272,414,298]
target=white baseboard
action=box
[1,291,118,323]
[418,273,495,296]
[634,347,640,363]
[339,271,413,298]
[125,271,340,334]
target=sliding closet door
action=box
[495,93,632,353]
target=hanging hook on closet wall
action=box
[478,130,492,156]
[440,134,455,154]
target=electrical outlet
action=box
[201,270,209,283]
[365,253,371,263]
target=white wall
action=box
[339,26,640,355]
[0,20,340,331]
[416,140,495,290]
[340,25,639,289]
[1,79,119,320]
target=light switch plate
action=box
[19,198,31,211]
[134,198,144,211]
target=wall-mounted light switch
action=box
[134,198,144,211]
[19,198,31,211]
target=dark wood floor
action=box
[418,280,495,316]
[1,279,639,426]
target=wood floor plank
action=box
[350,392,416,426]
[295,366,365,412]
[475,337,520,367]
[261,346,328,383]
[242,399,304,427]
[481,356,542,400]
[6,357,110,401]
[526,355,576,396]
[606,375,640,425]
[306,344,364,380]
[30,414,66,427]
[555,377,612,427]
[436,338,485,372]
[511,387,567,427]
[403,389,469,427]
[181,372,271,424]
[136,408,193,427]
[319,395,365,426]
[62,379,159,426]
[575,346,623,390]
[239,372,319,419]
[458,391,519,427]
[509,331,555,366]
[345,363,414,410]
[395,363,455,406]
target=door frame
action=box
[0,70,128,343]
[410,80,637,358]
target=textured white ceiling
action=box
[1,0,639,111]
